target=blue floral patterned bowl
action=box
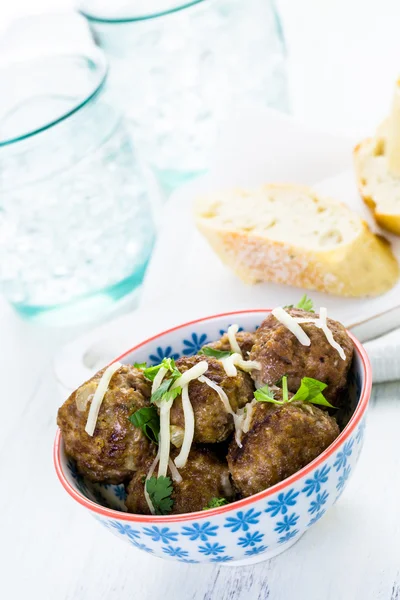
[54,310,371,566]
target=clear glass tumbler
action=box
[0,50,156,323]
[79,0,289,193]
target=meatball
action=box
[205,330,256,357]
[57,365,155,484]
[126,446,233,515]
[249,308,354,403]
[169,355,254,444]
[227,391,339,497]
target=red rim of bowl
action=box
[54,309,372,523]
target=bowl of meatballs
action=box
[54,298,371,566]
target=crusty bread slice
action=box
[194,183,399,297]
[354,120,400,235]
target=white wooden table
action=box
[1,291,400,600]
[3,1,400,597]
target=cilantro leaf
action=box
[162,386,182,403]
[146,476,174,515]
[151,378,173,404]
[143,358,181,383]
[134,362,147,370]
[129,406,160,444]
[291,377,335,408]
[199,347,233,359]
[254,384,284,405]
[282,375,289,403]
[203,497,229,510]
[296,294,314,312]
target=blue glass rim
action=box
[78,0,206,23]
[0,49,108,147]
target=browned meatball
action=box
[249,308,354,403]
[227,391,339,497]
[205,330,256,357]
[169,355,254,444]
[126,447,233,515]
[57,365,155,484]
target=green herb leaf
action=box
[134,362,147,370]
[282,375,289,403]
[254,384,284,405]
[296,294,314,312]
[291,377,335,408]
[129,406,160,444]
[143,358,181,383]
[146,476,174,515]
[143,364,162,382]
[151,378,173,404]
[199,346,233,359]
[203,497,229,510]
[162,386,182,403]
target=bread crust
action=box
[194,184,399,297]
[354,140,400,236]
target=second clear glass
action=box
[80,0,289,193]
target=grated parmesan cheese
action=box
[144,450,160,514]
[227,324,242,356]
[273,306,346,360]
[152,366,168,394]
[157,398,174,478]
[168,458,182,483]
[220,353,261,377]
[220,354,238,377]
[84,362,122,436]
[272,307,311,346]
[315,307,346,360]
[198,375,244,447]
[172,361,208,469]
[174,385,195,469]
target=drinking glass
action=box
[0,50,156,323]
[79,0,289,193]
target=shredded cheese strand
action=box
[158,399,174,478]
[174,385,195,469]
[233,356,262,372]
[242,398,257,433]
[272,307,311,346]
[144,450,160,515]
[220,355,238,377]
[168,458,182,483]
[316,307,346,360]
[220,352,261,377]
[171,360,208,389]
[227,324,242,356]
[198,375,233,414]
[84,362,122,436]
[152,366,168,394]
[198,375,243,448]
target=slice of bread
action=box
[194,183,399,297]
[354,120,400,235]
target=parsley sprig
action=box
[199,347,233,359]
[135,358,182,404]
[136,358,181,383]
[146,476,174,515]
[129,406,160,443]
[151,379,182,405]
[284,294,315,313]
[203,497,229,510]
[254,376,335,408]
